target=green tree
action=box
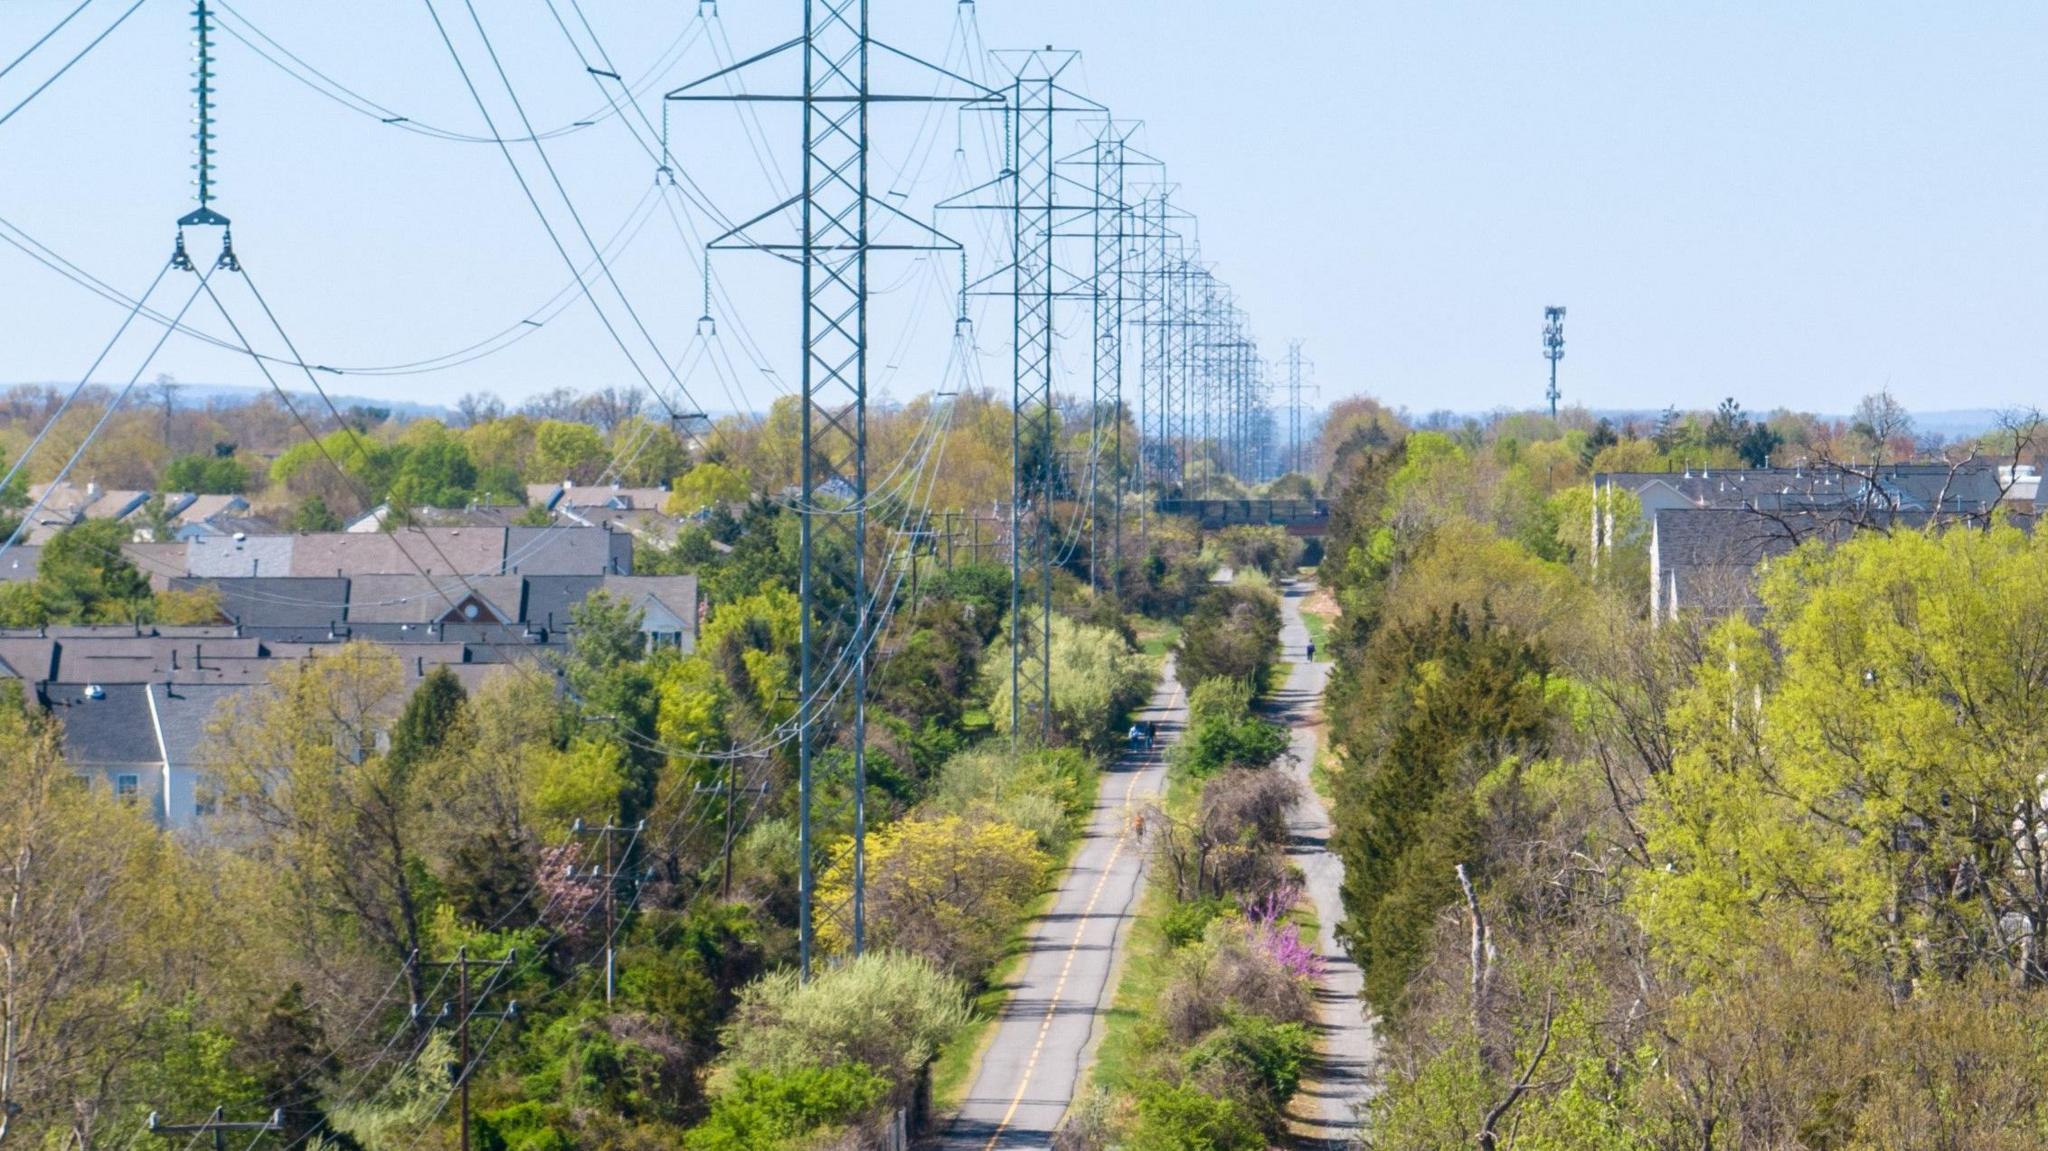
[386,431,478,510]
[0,690,179,1150]
[389,665,470,772]
[533,420,610,484]
[665,462,751,516]
[165,451,250,494]
[1175,584,1283,692]
[211,644,443,1005]
[34,519,154,623]
[1332,605,1551,1014]
[291,494,342,532]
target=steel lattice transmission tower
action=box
[1543,304,1567,418]
[1079,123,1156,595]
[670,1,986,979]
[940,50,1098,744]
[1283,339,1317,478]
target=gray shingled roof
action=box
[1653,506,1890,617]
[521,575,606,632]
[188,534,294,579]
[47,683,161,765]
[173,577,350,631]
[288,528,506,579]
[346,574,524,625]
[503,526,631,576]
[151,682,247,767]
[602,575,698,648]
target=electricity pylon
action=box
[939,49,1100,745]
[1087,123,1130,595]
[1074,123,1157,595]
[1284,340,1317,479]
[669,0,989,979]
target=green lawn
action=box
[1133,616,1182,661]
[1089,753,1202,1091]
[1301,606,1330,656]
[1088,869,1175,1091]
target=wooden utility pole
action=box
[696,769,770,901]
[567,819,643,1005]
[147,1108,281,1151]
[415,948,518,1151]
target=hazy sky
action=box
[1,1,2044,417]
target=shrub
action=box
[1176,680,1289,778]
[1159,919,1314,1046]
[1213,525,1304,581]
[818,815,1049,979]
[926,745,1090,852]
[1182,1013,1316,1105]
[717,951,970,1093]
[1199,768,1296,848]
[985,613,1154,751]
[1160,897,1231,949]
[1174,584,1282,692]
[1124,1080,1264,1151]
[685,1063,889,1151]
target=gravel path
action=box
[1275,578,1376,1149]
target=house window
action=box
[115,774,140,803]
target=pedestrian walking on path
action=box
[1306,639,1317,663]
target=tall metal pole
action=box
[671,0,984,978]
[1088,126,1128,594]
[1544,304,1567,419]
[1005,55,1070,745]
[1285,340,1308,478]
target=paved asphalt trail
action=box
[1275,578,1376,1149]
[932,656,1185,1150]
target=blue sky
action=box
[1,1,2043,417]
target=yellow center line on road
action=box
[977,676,1181,1150]
[979,822,1132,1151]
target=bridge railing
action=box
[1153,498,1331,527]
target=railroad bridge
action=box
[1154,498,1331,537]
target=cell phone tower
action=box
[1544,305,1567,418]
[669,0,989,980]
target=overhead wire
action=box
[0,0,146,130]
[416,0,696,421]
[210,0,703,146]
[0,0,96,86]
[0,184,668,378]
[0,261,216,561]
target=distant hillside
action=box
[7,381,455,421]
